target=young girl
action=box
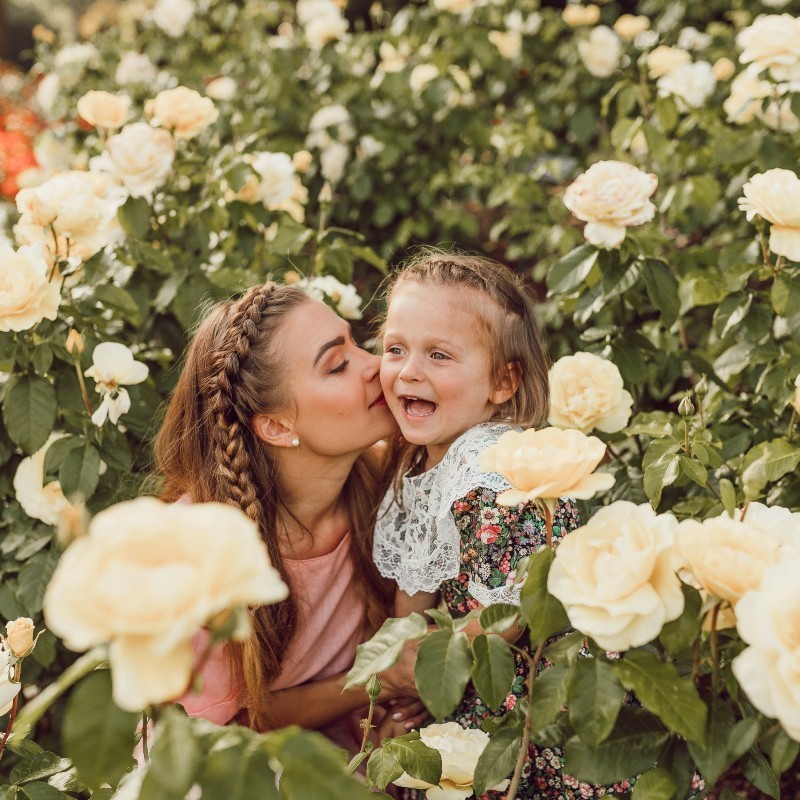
[373,252,633,799]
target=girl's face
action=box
[381,282,505,469]
[276,299,396,456]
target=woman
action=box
[154,281,421,745]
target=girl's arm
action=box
[395,588,438,618]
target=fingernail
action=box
[405,723,416,730]
[392,712,402,720]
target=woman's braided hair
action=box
[155,281,393,729]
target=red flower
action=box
[478,524,501,544]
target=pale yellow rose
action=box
[305,12,348,48]
[792,374,800,414]
[0,244,62,332]
[646,45,691,79]
[562,4,600,27]
[409,64,439,93]
[152,0,195,37]
[548,352,633,434]
[13,433,72,526]
[548,502,684,650]
[742,501,800,553]
[712,57,735,81]
[146,86,218,140]
[488,30,522,60]
[677,514,782,605]
[614,14,650,41]
[657,61,716,111]
[578,26,621,78]
[292,149,313,174]
[733,557,800,740]
[0,648,21,716]
[275,176,309,223]
[563,160,657,248]
[77,91,131,131]
[231,151,295,208]
[14,170,124,262]
[5,618,34,657]
[44,497,289,711]
[723,67,773,124]
[393,722,509,798]
[738,168,800,261]
[736,14,800,82]
[204,76,237,101]
[90,122,176,199]
[759,97,800,133]
[115,52,158,86]
[478,427,614,506]
[432,0,474,11]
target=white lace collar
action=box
[373,422,514,595]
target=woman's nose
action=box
[363,350,382,380]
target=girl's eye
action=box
[385,346,404,356]
[431,352,450,361]
[330,359,349,374]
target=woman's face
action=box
[274,299,396,456]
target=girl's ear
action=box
[490,361,522,405]
[253,414,297,447]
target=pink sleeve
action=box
[177,629,242,726]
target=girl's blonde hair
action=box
[155,282,393,730]
[384,249,550,472]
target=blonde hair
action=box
[155,282,393,729]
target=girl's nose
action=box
[399,356,422,383]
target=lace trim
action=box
[373,422,515,595]
[466,580,523,608]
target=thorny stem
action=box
[740,502,749,522]
[543,503,553,549]
[710,603,721,694]
[759,231,770,267]
[359,693,378,757]
[0,663,22,763]
[141,712,150,762]
[73,357,93,417]
[788,408,797,442]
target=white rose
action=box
[0,648,21,716]
[478,427,614,506]
[646,45,691,79]
[432,0,474,11]
[736,14,800,82]
[724,67,773,124]
[54,43,99,71]
[36,73,60,115]
[562,4,600,27]
[563,160,657,248]
[308,104,354,146]
[115,52,158,86]
[548,352,633,434]
[91,122,176,200]
[488,30,522,60]
[677,26,712,52]
[14,170,124,262]
[275,176,309,223]
[759,97,800,132]
[394,722,509,797]
[677,513,782,606]
[578,26,621,79]
[738,168,800,261]
[378,41,406,73]
[792,374,800,414]
[409,64,439,93]
[146,86,218,140]
[614,14,650,41]
[152,0,195,37]
[85,342,149,427]
[305,12,348,49]
[657,61,716,110]
[742,501,800,553]
[300,275,363,320]
[44,497,289,711]
[296,0,336,25]
[233,151,295,207]
[77,91,131,131]
[733,557,800,740]
[0,244,62,332]
[320,142,349,184]
[13,433,72,526]
[357,135,384,160]
[549,502,684,651]
[204,76,237,100]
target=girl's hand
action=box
[375,698,430,739]
[377,639,420,699]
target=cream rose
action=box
[548,352,633,434]
[232,151,295,207]
[712,57,735,81]
[305,11,348,49]
[0,244,62,332]
[677,513,782,605]
[742,502,800,553]
[738,168,800,261]
[478,427,614,506]
[115,52,158,86]
[393,722,509,798]
[307,104,354,148]
[657,61,716,110]
[5,618,34,657]
[548,502,684,650]
[724,67,773,124]
[792,374,800,414]
[733,557,800,740]
[77,91,131,131]
[44,497,289,711]
[0,648,21,716]
[488,30,522,60]
[14,171,124,262]
[13,433,72,526]
[759,97,800,133]
[646,45,691,79]
[432,0,474,11]
[204,76,237,100]
[562,4,600,27]
[152,0,195,37]
[300,275,363,320]
[736,14,800,82]
[578,26,621,78]
[614,14,650,41]
[409,64,439,93]
[563,160,657,248]
[91,122,176,199]
[146,86,218,140]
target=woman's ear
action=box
[253,414,298,447]
[490,361,522,405]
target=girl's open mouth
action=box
[400,396,437,417]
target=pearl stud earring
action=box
[291,437,300,447]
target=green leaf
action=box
[547,245,599,295]
[58,442,101,502]
[383,733,442,786]
[118,196,152,239]
[530,665,570,733]
[764,727,800,776]
[478,603,519,633]
[740,747,780,799]
[568,657,625,748]
[611,651,706,745]
[414,629,472,720]
[2,376,56,454]
[741,438,800,500]
[19,784,70,800]
[542,631,585,667]
[62,670,138,791]
[16,549,59,615]
[519,547,568,645]
[679,455,707,487]
[630,767,676,800]
[641,260,679,327]
[713,292,752,340]
[470,635,514,711]
[719,479,737,519]
[425,608,453,631]
[139,709,201,800]
[658,583,701,656]
[198,740,280,800]
[94,285,143,327]
[472,727,521,796]
[345,613,428,689]
[642,440,681,508]
[365,749,403,790]
[9,752,72,785]
[686,696,735,785]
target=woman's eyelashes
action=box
[329,358,349,374]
